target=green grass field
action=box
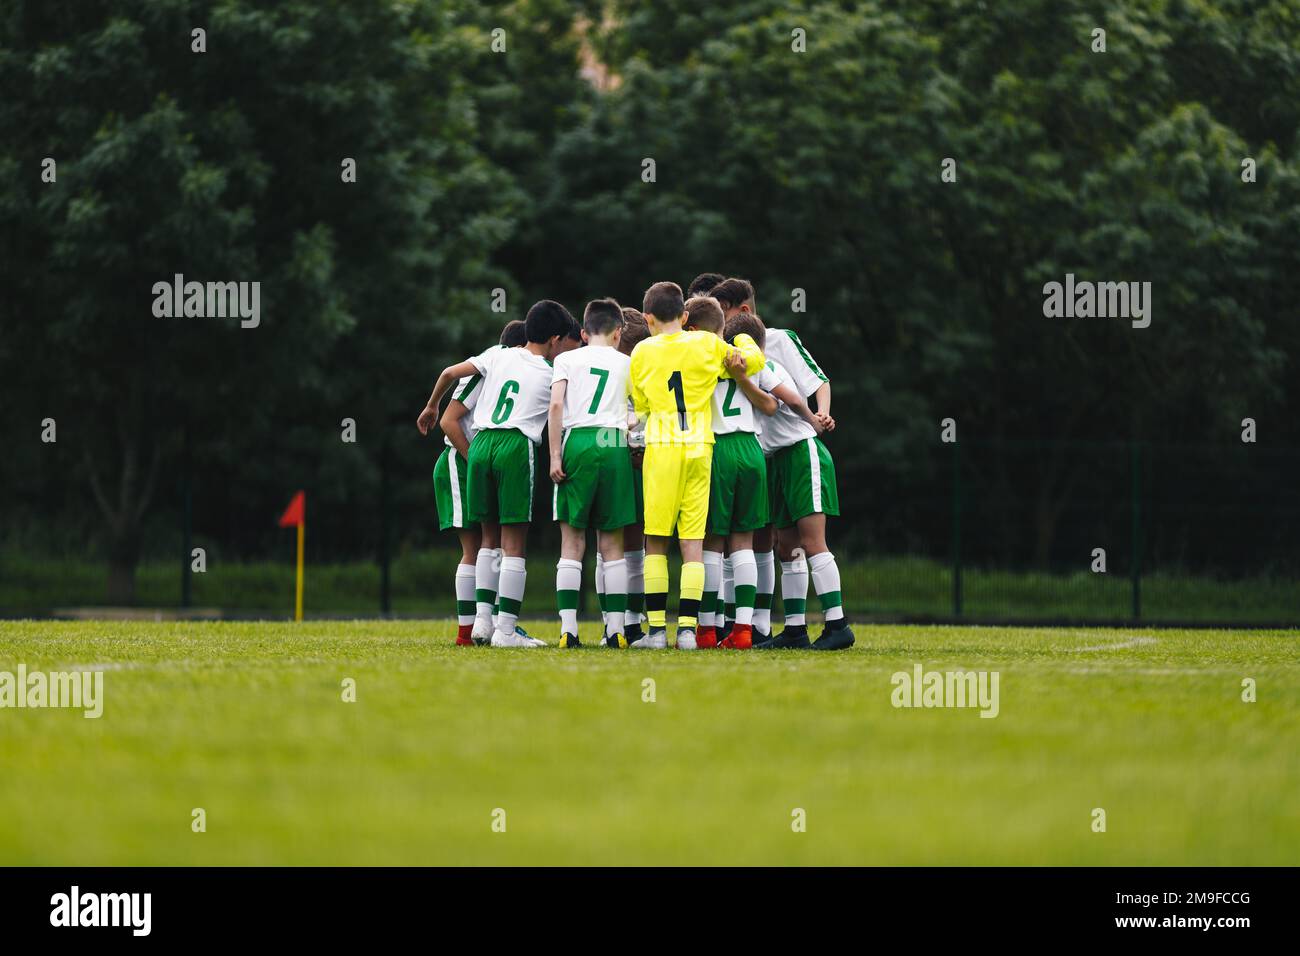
[1,619,1296,865]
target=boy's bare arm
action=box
[772,381,825,435]
[548,380,567,482]
[735,374,778,415]
[813,380,831,419]
[439,400,472,458]
[417,359,479,435]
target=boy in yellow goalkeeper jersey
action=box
[627,281,763,649]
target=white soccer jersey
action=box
[764,327,827,399]
[757,359,818,454]
[443,344,500,449]
[552,345,631,431]
[470,346,554,444]
[711,362,782,436]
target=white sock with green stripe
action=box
[701,550,723,629]
[496,555,526,637]
[731,549,757,626]
[754,550,775,633]
[602,558,628,638]
[780,557,808,626]
[721,555,735,625]
[809,550,844,623]
[455,563,476,627]
[595,552,608,632]
[475,548,500,625]
[555,558,581,635]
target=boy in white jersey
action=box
[422,300,578,647]
[695,307,825,648]
[548,299,636,648]
[418,319,526,645]
[713,277,852,650]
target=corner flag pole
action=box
[295,519,304,622]
[278,491,306,622]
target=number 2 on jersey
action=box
[721,379,741,417]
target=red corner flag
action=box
[278,491,306,622]
[278,491,305,528]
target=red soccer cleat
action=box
[696,626,718,649]
[722,624,753,649]
[455,624,475,646]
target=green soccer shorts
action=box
[432,446,471,531]
[769,436,840,528]
[552,426,636,530]
[708,432,769,535]
[467,428,536,524]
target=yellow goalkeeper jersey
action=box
[629,330,763,445]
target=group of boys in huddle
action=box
[417,273,852,651]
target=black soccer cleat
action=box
[811,620,855,651]
[624,622,644,644]
[755,624,810,650]
[558,632,582,648]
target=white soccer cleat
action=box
[471,615,494,645]
[676,628,698,650]
[490,630,537,648]
[630,628,668,649]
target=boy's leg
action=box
[595,551,608,632]
[466,437,502,640]
[784,437,851,650]
[672,446,712,646]
[753,527,775,638]
[490,431,540,646]
[725,532,758,649]
[636,445,684,645]
[721,554,735,637]
[555,523,585,646]
[700,539,724,649]
[495,524,530,645]
[778,528,809,629]
[454,527,481,645]
[623,531,645,640]
[597,530,627,645]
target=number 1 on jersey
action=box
[667,370,687,431]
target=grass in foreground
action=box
[0,619,1296,865]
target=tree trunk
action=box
[85,418,159,607]
[106,528,141,604]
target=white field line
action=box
[1072,636,1159,653]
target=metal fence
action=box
[832,439,1298,626]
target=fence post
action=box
[952,439,963,618]
[181,424,192,609]
[1131,440,1141,621]
[380,432,391,617]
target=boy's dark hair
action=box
[524,299,575,343]
[642,281,685,322]
[499,319,527,347]
[686,272,725,298]
[583,297,624,337]
[684,295,724,334]
[565,315,583,342]
[618,309,650,356]
[724,310,767,353]
[710,277,755,310]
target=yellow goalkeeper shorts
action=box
[641,442,713,539]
